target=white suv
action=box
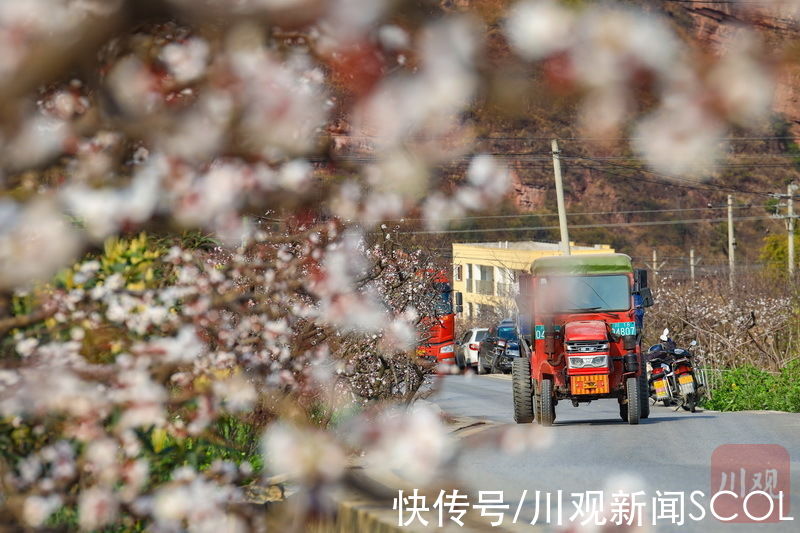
[456,328,489,369]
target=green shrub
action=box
[142,416,263,485]
[56,232,165,292]
[705,364,800,412]
[705,366,777,411]
[774,360,800,412]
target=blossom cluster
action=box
[0,222,459,529]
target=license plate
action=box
[654,378,669,399]
[678,374,695,395]
[571,374,609,395]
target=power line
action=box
[329,134,799,141]
[573,160,784,197]
[394,215,774,235]
[552,154,800,160]
[572,161,739,194]
[571,154,776,196]
[320,151,800,179]
[660,0,791,5]
[324,152,800,163]
[386,204,765,222]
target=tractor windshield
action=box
[542,274,630,312]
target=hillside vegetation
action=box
[401,0,800,270]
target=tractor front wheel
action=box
[512,359,534,424]
[638,372,650,419]
[620,376,641,425]
[539,378,555,426]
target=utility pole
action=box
[551,139,571,256]
[652,249,658,283]
[727,194,735,290]
[650,249,666,286]
[789,183,797,277]
[689,248,702,283]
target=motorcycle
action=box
[646,342,674,407]
[670,340,706,412]
[646,329,706,412]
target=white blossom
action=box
[78,486,119,531]
[262,423,346,482]
[161,37,210,83]
[23,495,62,527]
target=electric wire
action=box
[393,214,774,235]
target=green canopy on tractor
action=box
[530,254,632,276]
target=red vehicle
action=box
[416,271,459,365]
[512,254,654,426]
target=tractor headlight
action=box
[567,355,609,369]
[440,344,454,354]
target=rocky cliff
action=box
[670,1,800,137]
[462,1,800,268]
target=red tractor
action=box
[416,271,460,365]
[512,254,654,425]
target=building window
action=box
[467,302,473,317]
[454,264,462,281]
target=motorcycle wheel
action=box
[477,354,486,375]
[683,395,697,413]
[489,354,500,374]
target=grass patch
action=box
[705,361,800,412]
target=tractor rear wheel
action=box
[539,378,555,426]
[512,358,534,424]
[620,376,641,425]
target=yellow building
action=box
[452,241,614,320]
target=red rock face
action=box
[510,169,548,211]
[676,3,800,138]
[774,65,800,134]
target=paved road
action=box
[429,374,800,532]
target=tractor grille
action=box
[566,341,609,354]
